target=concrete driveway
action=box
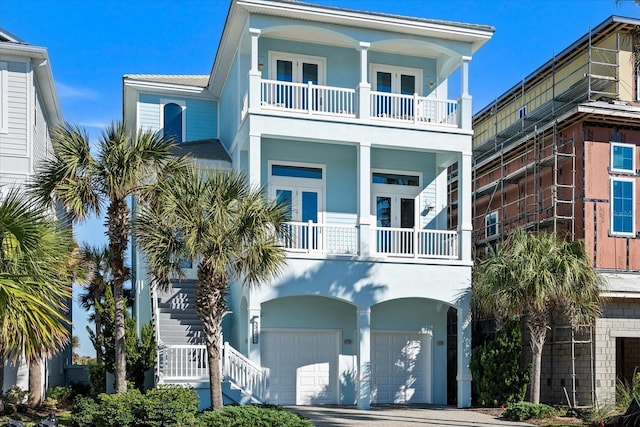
[287,405,533,427]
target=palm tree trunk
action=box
[107,198,130,393]
[196,270,227,410]
[0,353,5,413]
[27,355,43,409]
[528,321,547,404]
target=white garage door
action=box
[371,332,431,404]
[262,330,339,405]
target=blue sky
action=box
[1,0,639,356]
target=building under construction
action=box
[450,16,640,406]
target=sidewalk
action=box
[287,405,534,427]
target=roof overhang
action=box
[0,41,62,126]
[208,0,494,95]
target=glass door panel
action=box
[376,196,392,253]
[400,74,416,117]
[276,60,293,107]
[400,198,415,228]
[376,72,392,117]
[302,62,319,110]
[301,191,319,249]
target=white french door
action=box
[371,64,421,118]
[374,194,417,254]
[270,53,325,110]
[275,187,324,251]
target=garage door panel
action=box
[372,332,430,404]
[262,330,339,405]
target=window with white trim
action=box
[0,61,8,134]
[160,99,186,143]
[611,178,635,236]
[611,142,635,174]
[485,211,498,238]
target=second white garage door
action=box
[262,330,339,405]
[371,332,432,404]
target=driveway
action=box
[287,405,533,427]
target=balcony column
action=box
[357,308,371,410]
[357,142,371,256]
[458,56,472,129]
[456,294,472,408]
[248,133,261,189]
[248,307,262,365]
[249,28,262,110]
[357,42,370,120]
[457,152,472,262]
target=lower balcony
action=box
[278,221,460,260]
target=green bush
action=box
[197,405,313,427]
[71,396,100,427]
[502,401,558,421]
[49,385,74,408]
[4,385,28,404]
[142,386,199,427]
[470,318,530,407]
[70,386,199,427]
[87,363,107,397]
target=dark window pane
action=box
[376,196,391,228]
[277,60,293,82]
[163,103,182,143]
[272,164,322,179]
[302,63,318,84]
[301,191,318,223]
[400,198,415,228]
[372,172,419,186]
[377,72,392,93]
[276,190,292,220]
[400,74,415,95]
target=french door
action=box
[375,194,416,254]
[271,53,325,110]
[372,65,421,118]
[275,187,323,250]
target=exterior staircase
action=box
[152,281,268,407]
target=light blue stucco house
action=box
[124,0,493,410]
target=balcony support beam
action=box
[456,295,472,408]
[457,152,472,262]
[249,28,262,110]
[357,142,371,256]
[458,56,472,129]
[357,308,371,410]
[358,42,371,120]
[248,133,261,189]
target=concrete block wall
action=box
[595,297,640,406]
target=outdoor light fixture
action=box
[251,316,259,344]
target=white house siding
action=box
[137,100,160,133]
[32,88,48,169]
[1,61,29,157]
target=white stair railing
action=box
[222,342,269,402]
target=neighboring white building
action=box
[0,28,67,398]
[125,0,493,409]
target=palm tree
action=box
[78,244,111,362]
[134,167,288,410]
[473,229,604,404]
[0,190,74,409]
[31,121,184,393]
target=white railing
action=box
[370,92,458,126]
[222,342,269,401]
[372,227,459,259]
[280,221,358,255]
[261,80,356,116]
[151,287,162,382]
[158,344,208,381]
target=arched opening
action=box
[163,102,183,142]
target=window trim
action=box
[160,98,186,143]
[0,61,8,134]
[268,51,326,85]
[610,177,636,237]
[610,142,636,174]
[371,168,423,195]
[485,211,499,238]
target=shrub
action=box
[86,363,106,397]
[93,389,145,427]
[142,386,199,427]
[197,405,313,427]
[470,318,530,407]
[71,396,100,427]
[42,396,58,409]
[502,401,558,421]
[49,385,74,408]
[3,385,28,404]
[616,372,640,410]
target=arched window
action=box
[163,102,183,142]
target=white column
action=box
[457,152,472,262]
[459,56,472,129]
[358,42,371,120]
[248,307,262,364]
[456,296,472,408]
[249,28,262,110]
[357,308,371,410]
[357,142,371,256]
[248,133,261,189]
